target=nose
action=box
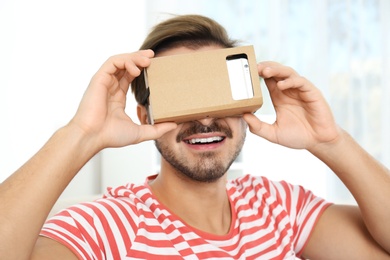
[196,117,215,126]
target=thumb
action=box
[242,113,277,143]
[135,122,178,143]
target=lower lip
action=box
[182,139,226,151]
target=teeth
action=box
[188,136,223,144]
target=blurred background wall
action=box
[1,0,389,204]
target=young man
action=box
[0,14,389,259]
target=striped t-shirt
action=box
[41,174,331,259]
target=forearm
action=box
[310,128,390,252]
[0,123,99,259]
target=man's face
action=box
[154,45,247,183]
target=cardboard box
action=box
[144,45,263,124]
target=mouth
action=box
[181,133,227,151]
[176,120,232,151]
[183,135,225,145]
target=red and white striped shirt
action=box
[41,174,331,259]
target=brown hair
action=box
[131,14,238,105]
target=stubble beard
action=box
[155,121,246,183]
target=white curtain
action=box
[146,0,390,203]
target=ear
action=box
[137,104,149,125]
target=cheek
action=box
[226,117,247,136]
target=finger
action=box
[277,75,313,92]
[135,122,178,143]
[101,50,154,76]
[111,51,155,93]
[242,113,277,143]
[258,61,298,80]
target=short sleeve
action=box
[265,178,332,256]
[41,197,140,260]
[41,204,104,260]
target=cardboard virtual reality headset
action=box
[143,45,263,124]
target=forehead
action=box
[156,45,222,57]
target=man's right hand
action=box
[69,50,177,152]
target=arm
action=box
[0,50,177,259]
[304,129,390,259]
[243,61,390,259]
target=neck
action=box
[148,158,232,236]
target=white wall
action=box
[0,0,147,197]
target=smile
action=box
[184,136,225,145]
